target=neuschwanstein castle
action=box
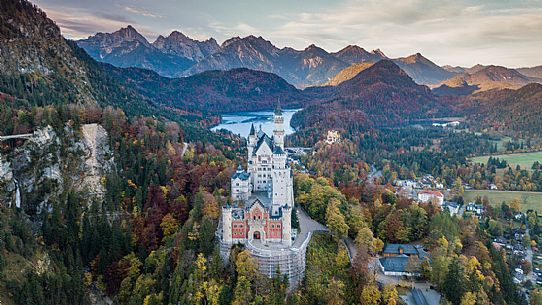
[219,103,308,286]
[222,102,294,246]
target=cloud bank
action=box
[33,0,542,67]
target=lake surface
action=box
[211,109,301,138]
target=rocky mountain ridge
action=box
[437,65,542,94]
[77,26,452,88]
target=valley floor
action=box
[464,190,542,211]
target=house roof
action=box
[383,244,429,258]
[418,190,443,197]
[246,198,267,211]
[412,288,429,305]
[273,145,285,155]
[379,255,410,273]
[443,201,460,208]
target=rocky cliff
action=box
[0,123,113,215]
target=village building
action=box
[441,201,460,216]
[379,244,430,277]
[417,190,444,206]
[465,202,484,216]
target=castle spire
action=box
[274,98,282,116]
[249,123,255,136]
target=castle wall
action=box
[219,231,312,288]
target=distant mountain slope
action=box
[183,37,350,87]
[292,60,446,131]
[0,0,95,104]
[108,67,305,113]
[331,45,386,65]
[517,66,542,78]
[460,83,542,137]
[77,26,195,77]
[438,65,542,93]
[442,65,467,74]
[152,30,220,62]
[325,62,374,86]
[392,53,455,85]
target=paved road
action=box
[293,206,328,248]
[367,164,382,183]
[344,237,358,261]
[525,224,536,293]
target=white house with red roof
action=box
[417,190,444,206]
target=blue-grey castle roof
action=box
[232,171,250,181]
[273,146,285,154]
[274,99,282,116]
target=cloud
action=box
[123,6,163,19]
[233,0,542,66]
[40,5,159,40]
[35,0,542,67]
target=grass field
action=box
[464,190,542,212]
[470,151,542,170]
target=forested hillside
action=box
[459,83,542,138]
[292,60,448,133]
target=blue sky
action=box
[33,0,542,67]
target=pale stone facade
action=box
[220,102,306,286]
[325,129,341,144]
[223,102,293,247]
[417,190,444,206]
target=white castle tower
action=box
[273,100,285,150]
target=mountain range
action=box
[78,28,396,87]
[82,26,473,88]
[78,26,542,93]
[0,2,306,120]
[434,65,542,95]
[3,0,542,141]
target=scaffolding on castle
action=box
[218,217,313,288]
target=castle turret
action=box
[222,206,233,244]
[231,165,251,201]
[282,205,292,246]
[272,145,289,207]
[273,100,284,150]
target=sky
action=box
[32,0,542,68]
